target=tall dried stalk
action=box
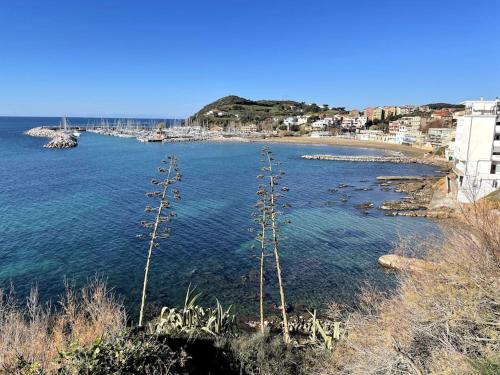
[139,155,181,326]
[255,147,290,342]
[257,198,267,334]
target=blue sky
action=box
[1,0,499,118]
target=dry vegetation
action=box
[0,278,125,373]
[324,203,500,374]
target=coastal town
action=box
[26,97,500,205]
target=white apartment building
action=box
[453,99,500,202]
[341,116,367,129]
[311,118,333,130]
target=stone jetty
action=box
[301,154,449,168]
[25,127,78,149]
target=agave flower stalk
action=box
[254,183,268,334]
[139,155,181,326]
[257,147,290,343]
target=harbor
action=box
[25,117,268,148]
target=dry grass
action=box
[324,205,500,374]
[0,278,126,373]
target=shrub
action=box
[0,278,126,373]
[325,205,500,374]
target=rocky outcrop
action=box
[25,127,77,149]
[43,135,77,149]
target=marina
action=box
[25,117,269,148]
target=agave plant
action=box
[152,285,235,337]
[306,309,344,350]
[138,155,182,326]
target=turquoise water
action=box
[0,117,440,319]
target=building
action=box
[363,107,374,121]
[400,116,422,131]
[453,99,500,202]
[363,107,383,122]
[431,109,453,123]
[357,129,384,141]
[297,115,310,125]
[373,107,384,121]
[240,123,258,133]
[388,120,400,135]
[383,106,398,118]
[311,118,334,130]
[341,116,367,129]
[206,109,228,117]
[427,127,455,148]
[283,117,298,127]
[399,105,416,115]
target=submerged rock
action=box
[354,202,374,210]
[378,254,435,272]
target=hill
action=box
[424,102,465,110]
[191,95,330,123]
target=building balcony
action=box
[494,140,500,148]
[496,125,500,133]
[493,155,500,162]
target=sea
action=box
[0,116,441,320]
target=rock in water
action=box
[378,254,435,272]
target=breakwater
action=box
[25,127,77,149]
[301,154,449,168]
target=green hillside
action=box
[190,95,333,123]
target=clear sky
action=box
[1,0,499,118]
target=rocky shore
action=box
[378,175,456,218]
[25,127,78,149]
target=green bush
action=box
[57,331,186,374]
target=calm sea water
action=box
[0,116,440,319]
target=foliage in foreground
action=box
[0,278,126,373]
[324,204,500,374]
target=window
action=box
[491,164,497,174]
[459,176,464,186]
[493,180,498,189]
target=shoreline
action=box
[254,136,428,157]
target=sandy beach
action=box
[257,136,429,157]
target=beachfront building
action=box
[311,118,334,130]
[427,127,455,148]
[357,129,384,141]
[453,99,500,202]
[341,116,367,130]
